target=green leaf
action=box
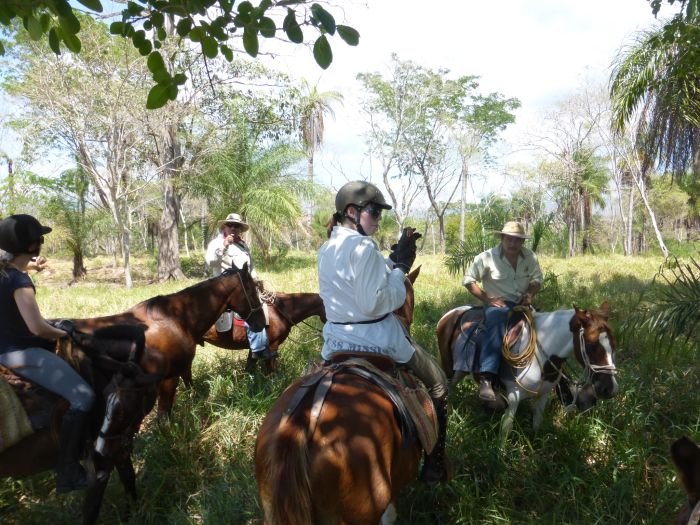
[151,11,164,28]
[311,4,335,35]
[127,1,143,15]
[148,51,165,73]
[243,26,259,57]
[58,27,81,52]
[173,73,187,85]
[58,12,81,36]
[259,0,272,11]
[110,21,125,35]
[48,27,61,54]
[176,18,192,37]
[238,1,253,14]
[168,84,178,100]
[147,83,170,109]
[0,42,4,56]
[201,36,218,58]
[337,25,359,46]
[40,13,52,33]
[283,9,303,43]
[157,27,166,40]
[0,5,12,25]
[153,69,170,83]
[258,16,276,38]
[220,44,233,61]
[138,40,152,55]
[76,0,104,12]
[26,15,44,41]
[313,34,332,69]
[189,26,203,42]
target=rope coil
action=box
[501,305,537,368]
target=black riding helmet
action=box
[0,214,52,255]
[335,181,392,214]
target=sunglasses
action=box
[361,203,383,219]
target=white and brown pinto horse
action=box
[437,301,619,443]
[671,436,700,525]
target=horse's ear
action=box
[407,265,421,284]
[241,262,249,274]
[671,436,700,494]
[599,300,610,319]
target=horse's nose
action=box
[595,376,619,399]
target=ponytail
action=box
[326,212,343,238]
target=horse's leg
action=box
[380,502,398,525]
[82,456,112,525]
[531,392,550,432]
[499,389,522,446]
[181,362,193,388]
[448,370,467,396]
[245,349,256,373]
[115,452,138,500]
[157,376,179,417]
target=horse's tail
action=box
[437,310,457,379]
[257,394,312,525]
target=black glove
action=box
[53,319,76,335]
[389,228,422,273]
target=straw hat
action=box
[496,221,529,239]
[217,212,249,232]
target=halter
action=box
[561,327,617,413]
[236,271,264,321]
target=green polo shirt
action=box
[462,245,543,303]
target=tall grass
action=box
[0,251,697,524]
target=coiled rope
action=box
[501,305,537,368]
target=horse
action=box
[69,264,266,417]
[0,325,161,525]
[202,291,326,374]
[255,267,423,525]
[437,301,619,443]
[671,436,700,525]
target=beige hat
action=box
[497,221,529,239]
[217,212,249,232]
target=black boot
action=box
[55,408,89,494]
[420,393,450,486]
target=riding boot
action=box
[477,372,497,402]
[420,393,450,486]
[54,408,89,494]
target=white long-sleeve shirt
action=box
[205,235,258,279]
[317,226,415,363]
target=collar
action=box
[498,245,524,260]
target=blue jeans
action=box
[479,302,516,374]
[245,323,269,354]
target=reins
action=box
[237,271,264,321]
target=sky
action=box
[1,0,675,203]
[255,0,672,197]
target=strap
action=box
[283,369,329,419]
[331,313,389,325]
[308,372,334,438]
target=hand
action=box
[28,256,47,272]
[53,319,76,335]
[520,293,534,306]
[389,227,421,273]
[487,297,507,308]
[223,234,234,248]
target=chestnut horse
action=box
[437,301,619,443]
[671,436,700,525]
[0,326,161,525]
[70,264,265,416]
[255,267,421,525]
[202,291,326,373]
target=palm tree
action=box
[191,119,308,256]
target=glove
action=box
[120,361,141,378]
[389,227,422,273]
[53,319,76,335]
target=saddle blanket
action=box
[0,374,33,453]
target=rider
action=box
[318,180,450,485]
[462,220,543,402]
[205,212,270,360]
[0,214,95,493]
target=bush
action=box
[180,254,210,278]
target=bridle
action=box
[235,271,264,321]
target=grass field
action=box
[0,251,697,524]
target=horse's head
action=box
[394,265,421,331]
[224,263,266,331]
[671,436,700,525]
[569,300,619,402]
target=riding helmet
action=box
[0,214,52,254]
[335,181,392,213]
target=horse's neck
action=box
[277,293,323,324]
[534,310,575,359]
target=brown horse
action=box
[70,264,265,416]
[437,302,619,443]
[255,267,421,525]
[202,291,326,373]
[671,436,700,525]
[0,326,161,525]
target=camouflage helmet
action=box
[335,181,392,214]
[0,214,52,255]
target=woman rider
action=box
[317,181,450,485]
[0,214,95,493]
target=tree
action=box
[0,1,359,108]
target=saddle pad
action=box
[0,373,33,453]
[451,307,485,373]
[343,358,438,454]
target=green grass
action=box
[0,251,697,524]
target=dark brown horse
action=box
[255,267,421,525]
[437,302,619,443]
[202,291,326,373]
[671,436,700,525]
[0,326,161,525]
[70,264,265,416]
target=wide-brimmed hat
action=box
[217,212,249,232]
[496,221,529,239]
[0,214,52,254]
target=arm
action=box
[467,282,507,308]
[521,254,544,306]
[205,238,223,270]
[353,240,406,317]
[14,288,68,340]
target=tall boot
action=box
[420,393,450,486]
[54,408,89,494]
[476,372,497,402]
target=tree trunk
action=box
[459,161,468,243]
[626,187,635,255]
[72,250,87,281]
[633,174,669,257]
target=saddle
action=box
[285,354,438,454]
[450,306,530,373]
